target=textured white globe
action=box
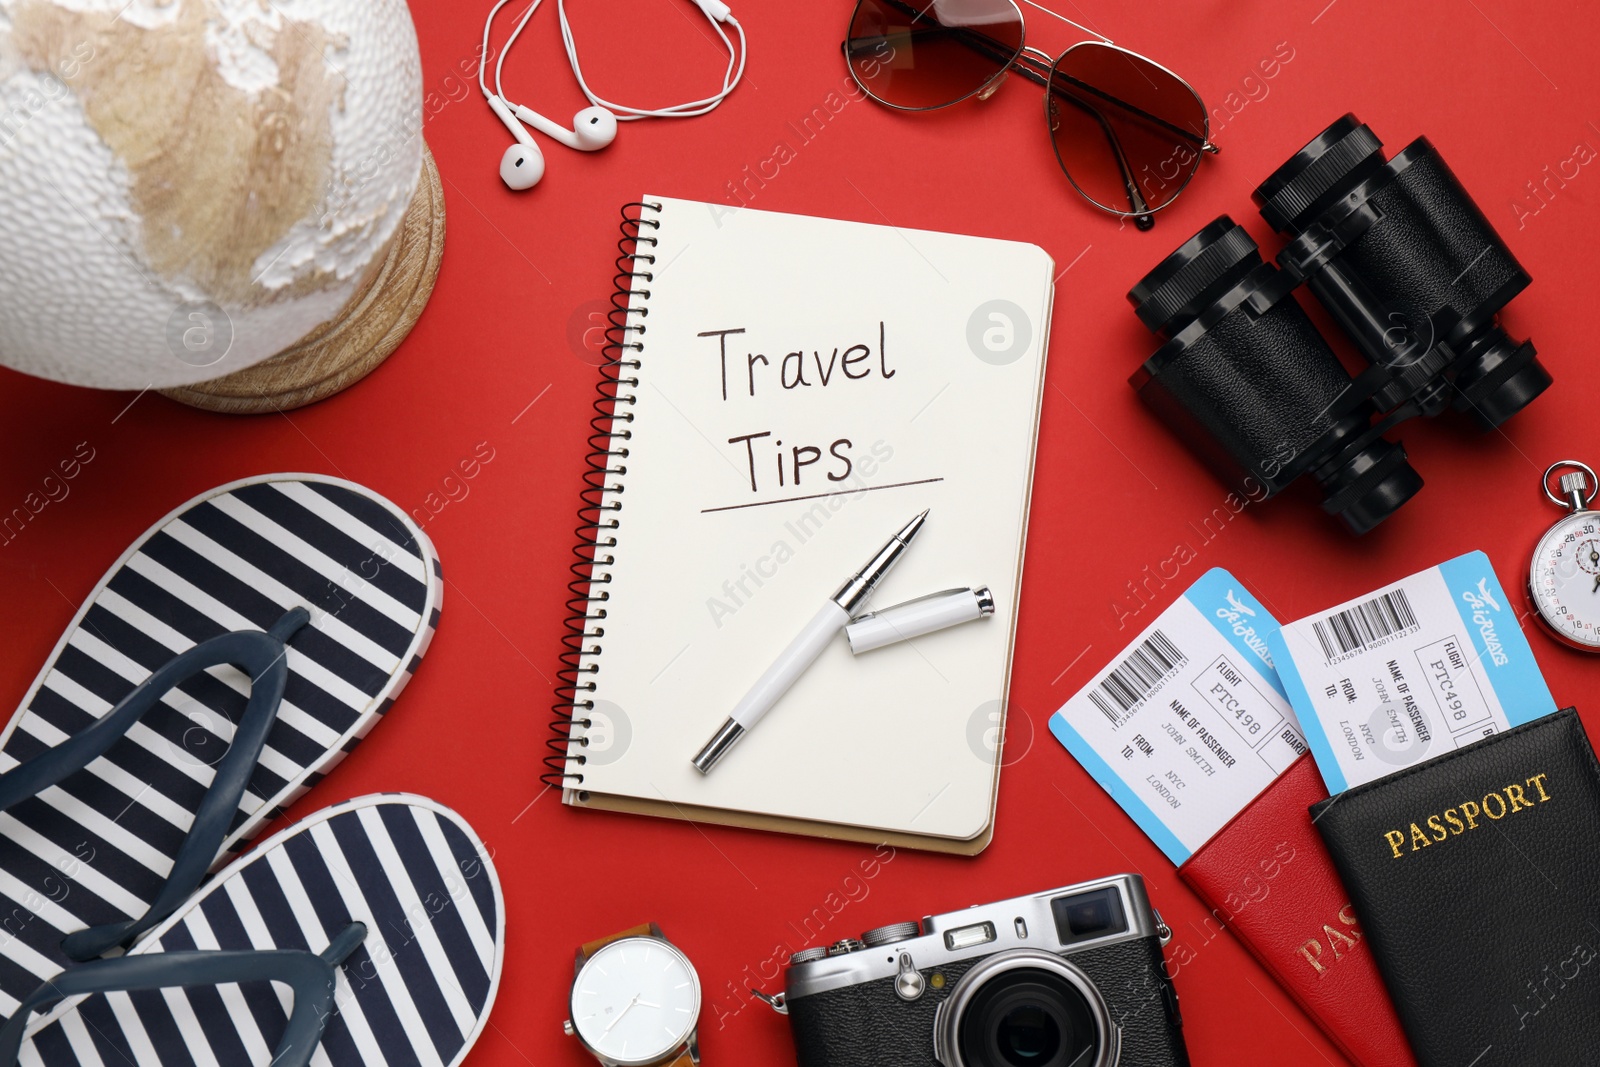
[0,0,424,389]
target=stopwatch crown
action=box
[1561,472,1594,511]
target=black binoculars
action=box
[1129,114,1552,534]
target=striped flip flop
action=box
[2,794,502,1067]
[0,475,442,1010]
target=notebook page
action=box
[570,196,1052,840]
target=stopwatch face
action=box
[1530,510,1600,650]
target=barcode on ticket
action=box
[1088,630,1186,727]
[1312,588,1418,661]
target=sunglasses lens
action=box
[1046,43,1208,216]
[846,0,1024,110]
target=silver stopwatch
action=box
[1529,460,1600,651]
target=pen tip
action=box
[898,509,929,541]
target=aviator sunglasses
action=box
[844,0,1217,228]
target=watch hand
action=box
[603,995,640,1034]
[1592,572,1599,594]
[635,1000,662,1010]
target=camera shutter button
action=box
[861,921,920,947]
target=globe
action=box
[0,0,427,391]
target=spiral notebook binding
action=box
[544,201,662,789]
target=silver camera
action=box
[780,874,1188,1067]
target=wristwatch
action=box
[563,923,702,1067]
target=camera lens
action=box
[960,969,1096,1067]
[937,952,1119,1067]
[996,1004,1059,1062]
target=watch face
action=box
[1531,512,1600,650]
[570,937,700,1065]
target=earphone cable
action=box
[558,0,745,121]
[484,0,746,122]
[493,0,548,108]
[479,0,529,101]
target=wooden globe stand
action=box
[160,144,446,414]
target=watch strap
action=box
[577,923,659,962]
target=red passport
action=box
[1178,755,1416,1067]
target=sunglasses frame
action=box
[844,0,1030,113]
[1040,40,1215,219]
[843,0,1217,223]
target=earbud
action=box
[480,0,742,191]
[487,93,545,190]
[500,140,545,191]
[514,102,618,152]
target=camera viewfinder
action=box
[1052,888,1127,945]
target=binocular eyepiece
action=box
[1130,113,1553,534]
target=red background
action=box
[3,1,1598,1063]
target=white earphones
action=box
[485,93,545,191]
[485,91,617,190]
[481,0,745,191]
[481,0,620,190]
[518,102,618,151]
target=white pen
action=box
[690,509,929,774]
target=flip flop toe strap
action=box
[0,922,367,1067]
[0,608,310,960]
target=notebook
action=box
[547,195,1054,853]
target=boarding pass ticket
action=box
[1266,551,1557,793]
[1050,569,1307,865]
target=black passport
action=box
[1311,707,1600,1067]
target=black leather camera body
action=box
[781,875,1190,1067]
